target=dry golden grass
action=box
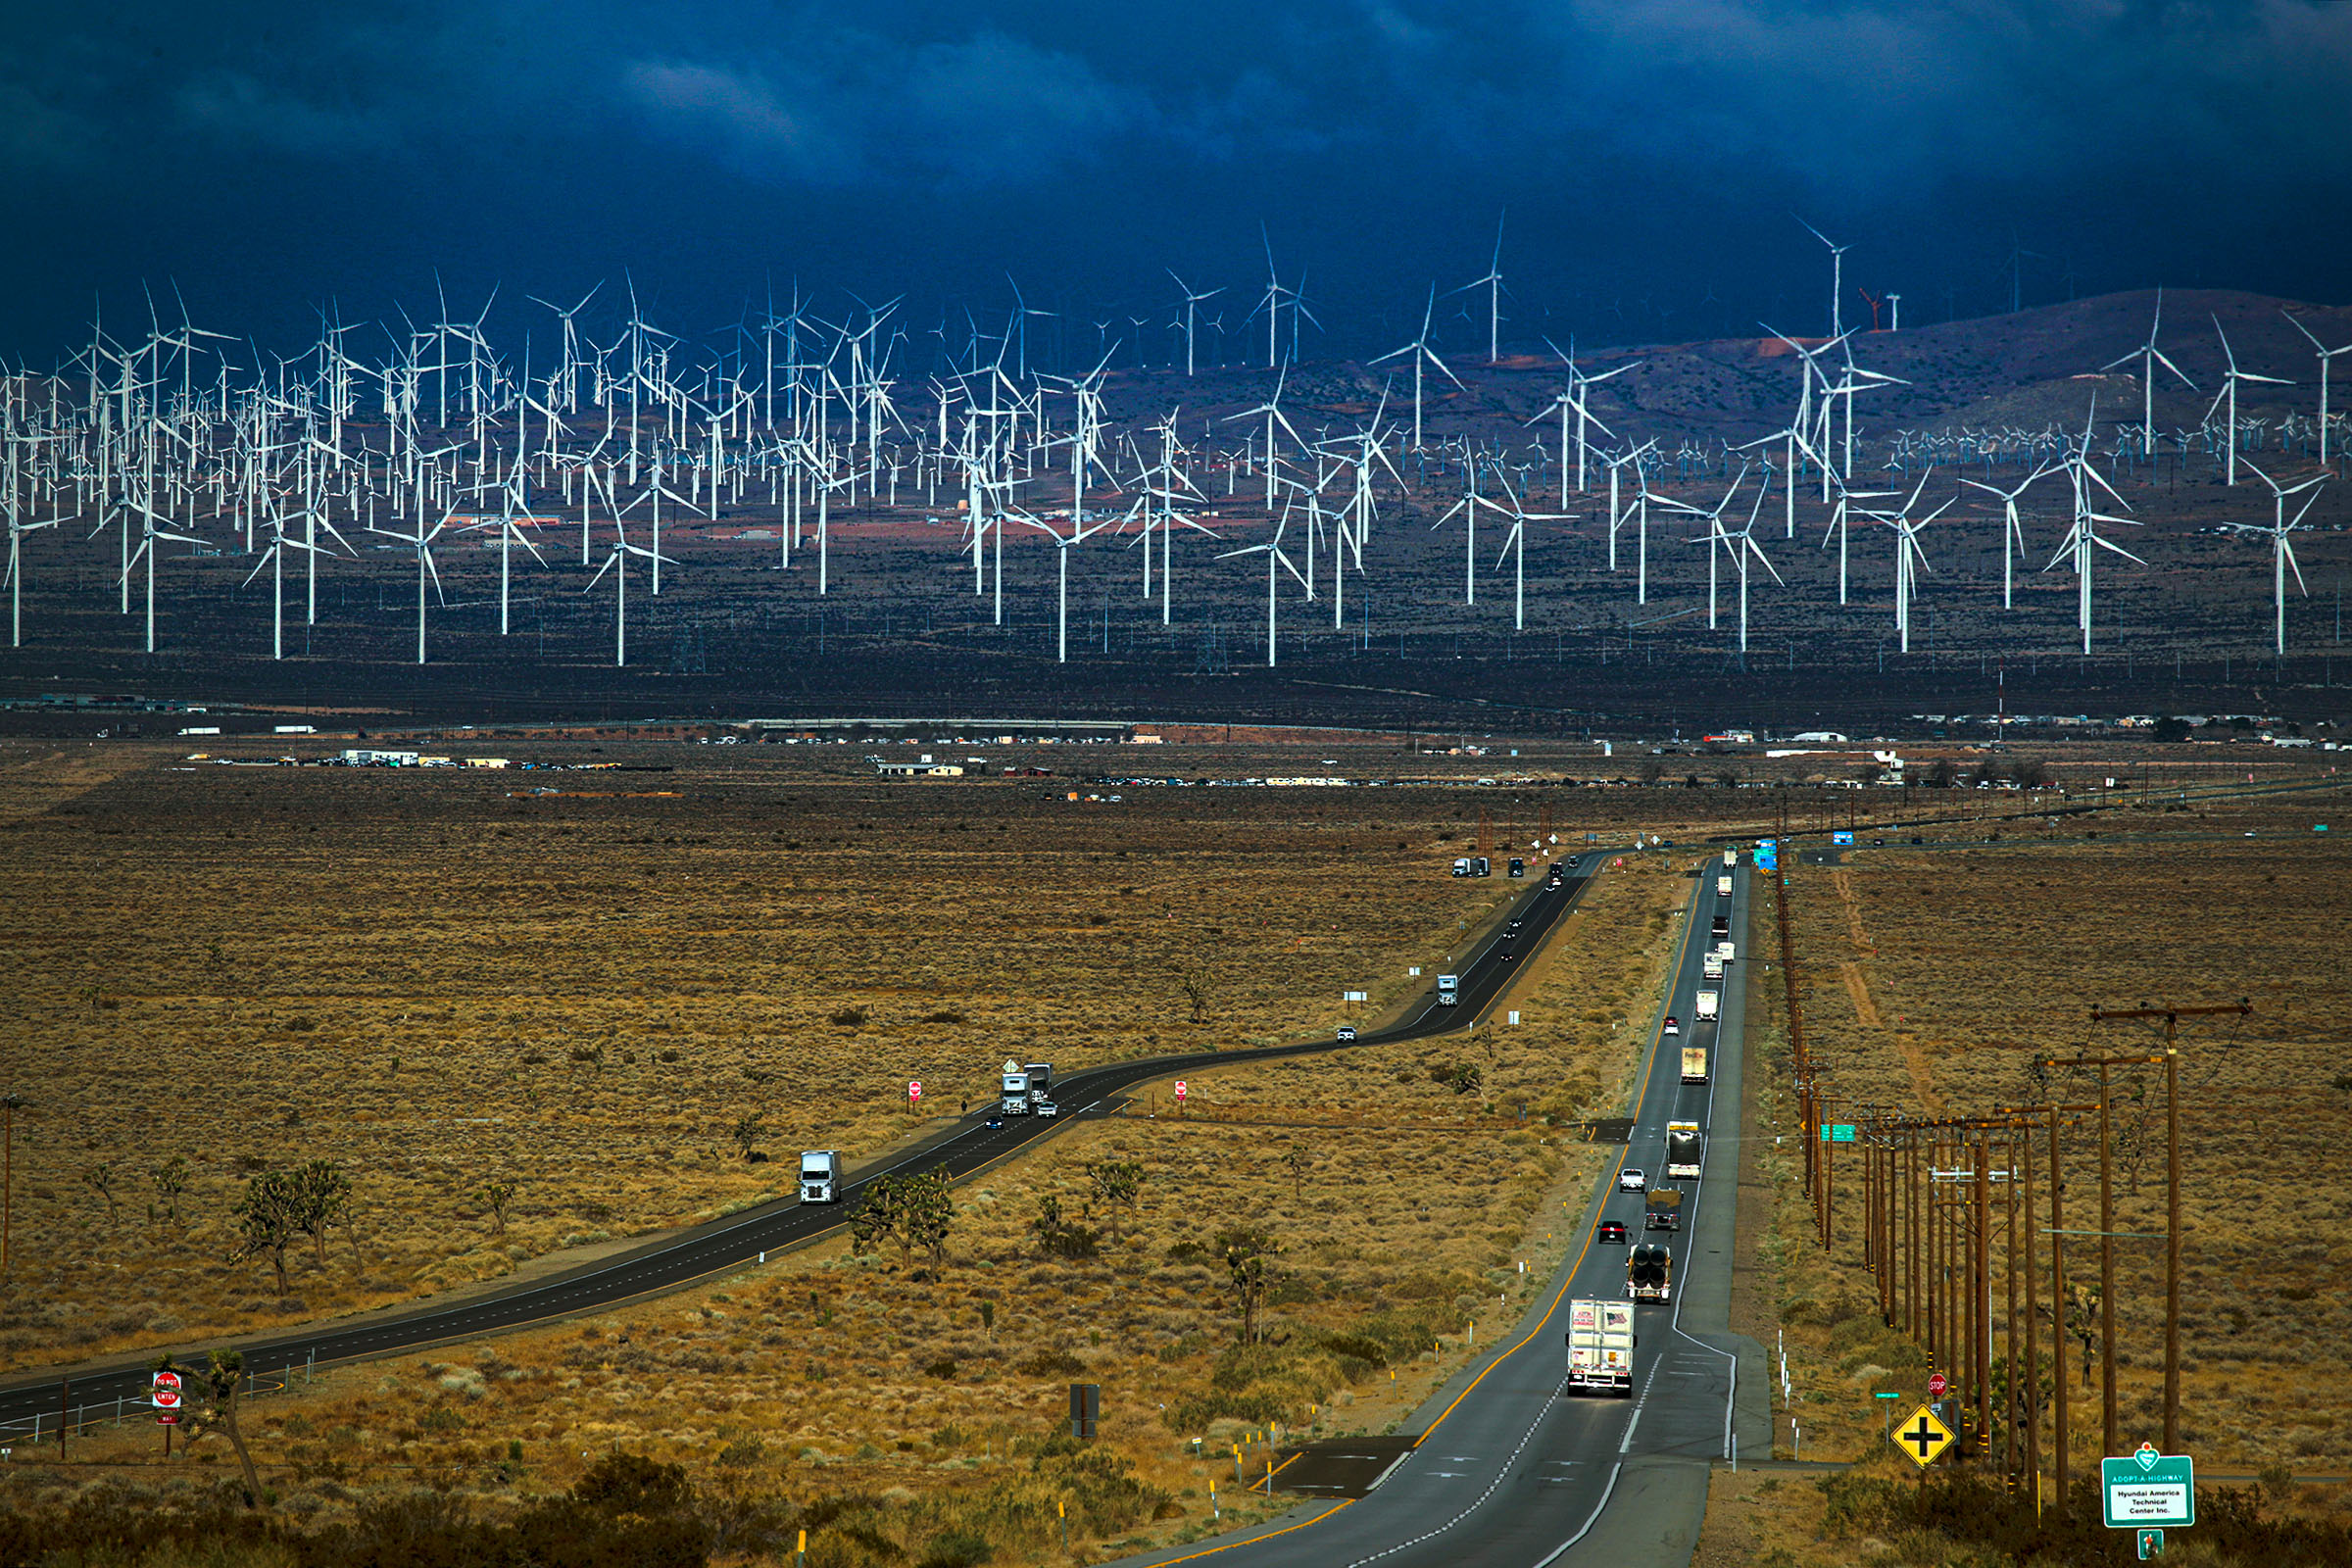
[0,738,1590,1370]
[1747,785,2352,1475]
[7,851,1691,1566]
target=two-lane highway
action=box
[0,857,1601,1434]
[1116,854,1771,1568]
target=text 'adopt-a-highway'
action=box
[0,851,1768,1568]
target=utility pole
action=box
[0,1092,23,1280]
[2086,1002,2250,1453]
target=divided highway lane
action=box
[1117,858,1770,1568]
[0,858,1602,1434]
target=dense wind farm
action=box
[6,270,2352,726]
[10,4,2352,1567]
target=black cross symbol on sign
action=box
[1901,1416,1943,1461]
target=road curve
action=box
[0,857,1603,1433]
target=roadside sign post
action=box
[1874,1389,1902,1439]
[1928,1371,1947,1399]
[1174,1081,1187,1118]
[2137,1528,2166,1559]
[1896,1404,1955,1472]
[907,1080,921,1113]
[2102,1444,2194,1532]
[1820,1124,1857,1143]
[152,1369,182,1456]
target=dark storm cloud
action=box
[5,2,2350,357]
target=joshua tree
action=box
[187,1348,266,1505]
[1217,1227,1283,1345]
[1283,1151,1308,1201]
[1179,962,1214,1024]
[233,1169,302,1294]
[152,1156,189,1224]
[731,1111,767,1161]
[1087,1159,1144,1240]
[83,1163,120,1222]
[476,1178,516,1236]
[290,1159,351,1268]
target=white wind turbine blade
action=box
[2088,532,2148,567]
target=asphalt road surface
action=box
[1113,856,1772,1568]
[0,857,1603,1436]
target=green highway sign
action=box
[2102,1446,2194,1529]
[1819,1124,1857,1143]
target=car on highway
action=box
[985,1116,1004,1130]
[1596,1219,1629,1245]
[1663,1014,1680,1036]
[1337,1025,1357,1041]
[1619,1167,1647,1192]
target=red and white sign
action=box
[1927,1372,1947,1398]
[152,1371,183,1410]
[157,1412,180,1426]
[908,1080,922,1102]
[1174,1081,1188,1101]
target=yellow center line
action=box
[1410,866,1697,1446]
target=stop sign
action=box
[1927,1372,1947,1398]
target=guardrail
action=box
[0,1362,306,1452]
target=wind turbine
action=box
[1864,470,1954,654]
[1796,218,1849,338]
[2208,317,2292,486]
[241,506,328,660]
[1962,465,2056,609]
[120,495,208,655]
[4,513,59,648]
[2046,402,2146,653]
[2100,290,2195,458]
[583,525,675,668]
[368,509,451,665]
[1370,286,1461,450]
[1217,505,1309,666]
[2282,311,2352,465]
[1536,336,1636,498]
[2230,462,2326,655]
[1690,477,1783,655]
[1482,469,1573,630]
[1450,214,1508,363]
[1225,366,1304,510]
[1168,271,1223,378]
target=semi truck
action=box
[1722,847,1737,868]
[1702,951,1725,981]
[1681,1047,1709,1084]
[1001,1068,1032,1115]
[1643,1187,1682,1231]
[800,1151,842,1203]
[1716,873,1733,899]
[1025,1062,1057,1117]
[1628,1243,1673,1301]
[1451,857,1473,876]
[1564,1298,1637,1396]
[1694,990,1720,1023]
[1437,974,1460,1006]
[1711,912,1731,942]
[1666,1121,1705,1179]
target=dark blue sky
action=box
[10,1,2351,367]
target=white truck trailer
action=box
[1437,974,1460,1007]
[1565,1298,1637,1396]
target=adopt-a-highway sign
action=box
[2102,1445,2194,1529]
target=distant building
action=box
[340,748,419,766]
[1788,730,1849,744]
[875,760,963,777]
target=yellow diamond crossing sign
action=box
[1895,1405,1956,1469]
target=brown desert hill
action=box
[1088,289,2352,448]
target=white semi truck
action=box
[1437,974,1460,1007]
[800,1151,842,1203]
[1694,989,1720,1023]
[1716,873,1733,898]
[1722,847,1737,868]
[1564,1298,1637,1396]
[1001,1067,1032,1115]
[1665,1120,1705,1179]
